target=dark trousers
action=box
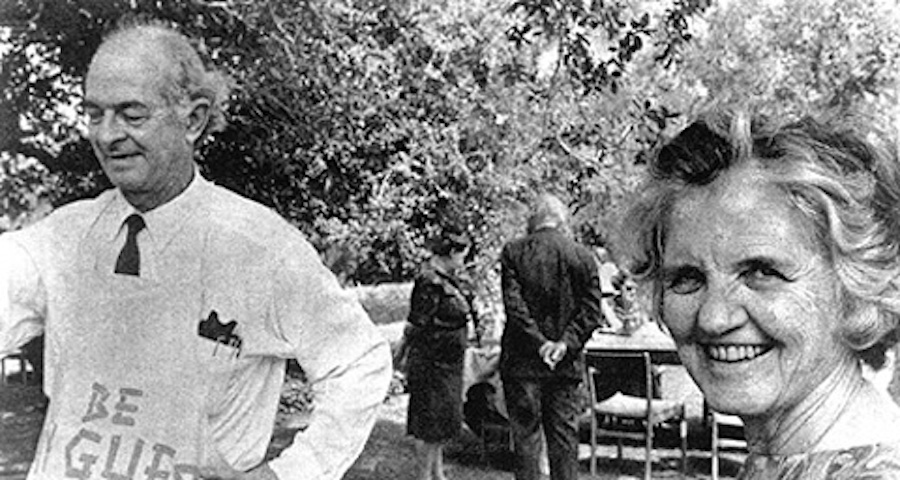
[502,375,581,480]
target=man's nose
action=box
[696,283,747,336]
[90,111,125,148]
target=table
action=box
[584,322,680,365]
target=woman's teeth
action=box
[706,345,770,362]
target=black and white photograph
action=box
[1,0,899,479]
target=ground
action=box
[1,381,745,480]
[342,393,746,480]
[1,345,749,480]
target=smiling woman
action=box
[620,107,900,479]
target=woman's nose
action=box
[696,283,747,336]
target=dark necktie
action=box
[115,214,145,276]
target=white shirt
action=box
[0,173,392,480]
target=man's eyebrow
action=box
[80,101,149,111]
[116,101,150,110]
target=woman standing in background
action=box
[405,226,477,480]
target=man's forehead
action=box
[89,33,168,72]
[84,36,169,102]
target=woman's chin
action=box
[699,381,775,418]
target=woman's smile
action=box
[661,165,849,418]
[703,343,774,363]
[625,108,900,468]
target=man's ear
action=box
[184,97,211,144]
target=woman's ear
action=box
[184,97,211,144]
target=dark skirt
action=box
[406,327,466,442]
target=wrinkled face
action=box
[660,165,853,418]
[83,36,196,209]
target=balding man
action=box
[499,194,602,480]
[0,16,391,480]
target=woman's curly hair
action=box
[620,107,900,368]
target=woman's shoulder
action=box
[825,386,900,449]
[742,443,900,480]
[821,442,900,475]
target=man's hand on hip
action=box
[200,462,278,480]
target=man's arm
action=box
[267,241,392,480]
[500,245,548,352]
[559,249,602,353]
[0,234,47,357]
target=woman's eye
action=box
[664,268,705,295]
[742,262,787,287]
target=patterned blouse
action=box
[739,443,900,479]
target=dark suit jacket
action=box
[499,228,602,380]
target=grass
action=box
[338,393,745,480]
[1,372,747,480]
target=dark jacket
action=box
[499,228,602,380]
[406,265,472,372]
[405,264,473,442]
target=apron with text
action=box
[28,231,230,480]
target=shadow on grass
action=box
[0,386,44,480]
[343,394,516,480]
[339,394,744,480]
[0,387,744,480]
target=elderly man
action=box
[0,17,391,480]
[499,194,602,480]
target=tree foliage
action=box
[1,0,896,297]
[679,0,900,121]
[0,0,262,224]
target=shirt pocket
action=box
[195,307,252,416]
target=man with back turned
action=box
[499,194,602,480]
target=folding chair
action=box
[584,351,687,480]
[705,402,746,480]
[1,350,31,385]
